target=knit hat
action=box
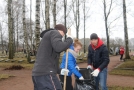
[90,33,98,40]
[54,24,67,34]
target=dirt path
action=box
[0,55,134,90]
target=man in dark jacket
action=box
[32,24,73,90]
[87,33,110,90]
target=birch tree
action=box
[8,0,14,59]
[23,0,31,62]
[53,0,56,26]
[45,0,50,29]
[0,23,4,54]
[35,0,41,50]
[123,0,130,59]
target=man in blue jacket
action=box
[87,33,110,90]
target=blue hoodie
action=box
[60,44,82,78]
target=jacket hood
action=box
[68,44,77,58]
[68,49,77,58]
[40,28,55,38]
[91,38,103,50]
[69,44,74,50]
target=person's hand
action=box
[75,66,80,70]
[60,69,69,76]
[79,76,84,80]
[87,65,93,70]
[91,69,100,77]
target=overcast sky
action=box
[0,0,134,40]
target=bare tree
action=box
[64,0,67,39]
[53,0,56,26]
[23,0,31,62]
[0,23,4,54]
[123,0,130,59]
[8,0,14,59]
[72,0,80,39]
[45,0,50,29]
[83,0,86,53]
[35,0,41,50]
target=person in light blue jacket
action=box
[59,39,84,90]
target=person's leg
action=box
[32,74,62,90]
[32,76,38,90]
[94,75,99,90]
[99,68,108,90]
[120,54,122,60]
[121,54,123,60]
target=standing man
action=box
[32,24,73,90]
[87,33,110,90]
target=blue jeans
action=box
[95,68,108,90]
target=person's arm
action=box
[50,31,73,52]
[68,53,82,78]
[98,46,110,71]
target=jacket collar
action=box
[68,49,77,58]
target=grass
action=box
[108,86,134,90]
[0,74,15,80]
[109,57,134,76]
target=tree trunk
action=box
[64,0,67,39]
[8,0,14,59]
[23,0,31,62]
[45,0,50,29]
[83,0,86,53]
[104,0,110,51]
[30,0,33,51]
[35,0,41,50]
[16,13,19,53]
[53,0,56,27]
[75,0,80,39]
[0,23,4,54]
[76,0,78,39]
[123,0,130,59]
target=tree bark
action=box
[23,0,31,62]
[123,0,130,59]
[30,0,33,51]
[53,0,56,27]
[8,0,14,59]
[83,0,86,53]
[45,0,50,29]
[35,0,41,50]
[64,0,67,39]
[103,0,110,51]
[0,23,4,54]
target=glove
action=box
[91,68,100,77]
[75,66,80,70]
[60,69,69,76]
[87,65,93,70]
[79,76,84,80]
[67,28,73,39]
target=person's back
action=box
[32,24,73,90]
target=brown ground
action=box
[0,55,134,90]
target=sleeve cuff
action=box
[97,68,100,71]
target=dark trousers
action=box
[120,54,123,60]
[59,75,73,90]
[32,74,62,90]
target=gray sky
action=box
[0,0,134,40]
